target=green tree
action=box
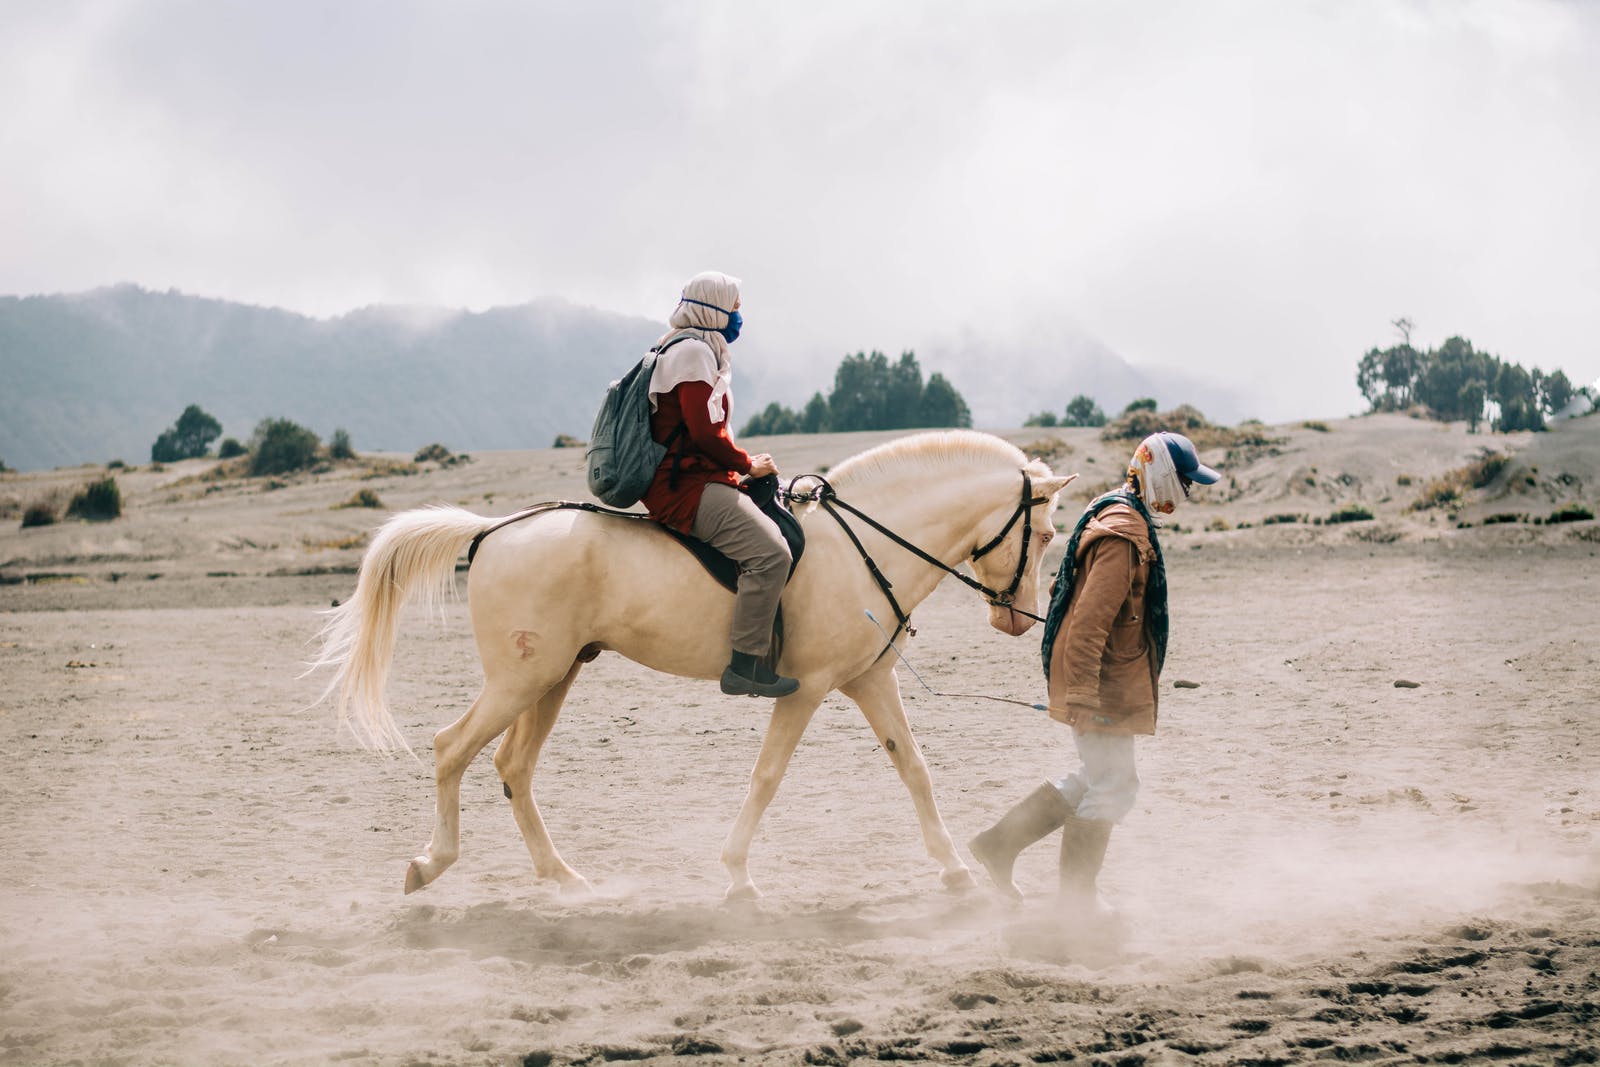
[742,402,801,436]
[920,373,972,428]
[1063,394,1107,427]
[1123,397,1158,414]
[1023,411,1059,427]
[828,351,894,431]
[800,392,831,433]
[1459,379,1488,433]
[1539,369,1574,414]
[885,352,926,429]
[151,404,223,462]
[1492,362,1543,432]
[328,427,356,460]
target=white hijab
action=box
[647,270,740,423]
[1127,433,1185,516]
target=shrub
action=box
[1409,452,1509,512]
[1325,504,1373,524]
[66,477,122,521]
[0,457,9,473]
[250,418,322,476]
[414,442,454,463]
[1482,513,1528,525]
[552,434,585,448]
[1548,503,1595,524]
[1206,517,1231,531]
[338,488,384,509]
[1123,397,1158,414]
[107,459,126,470]
[328,428,357,461]
[217,437,247,459]
[21,500,58,527]
[1019,437,1072,464]
[1262,513,1305,525]
[1300,420,1331,432]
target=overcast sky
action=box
[4,0,1597,421]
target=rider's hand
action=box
[748,453,778,478]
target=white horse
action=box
[310,430,1074,900]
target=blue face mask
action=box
[680,295,742,344]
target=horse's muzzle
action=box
[988,602,1036,637]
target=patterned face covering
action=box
[1127,433,1186,515]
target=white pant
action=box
[1051,728,1140,823]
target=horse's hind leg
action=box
[492,657,590,895]
[405,673,560,895]
[840,665,977,891]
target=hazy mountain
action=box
[919,320,1253,429]
[0,286,667,471]
[0,285,1251,473]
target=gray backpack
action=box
[585,336,692,508]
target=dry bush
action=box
[1409,453,1509,512]
[1019,437,1073,465]
[1325,504,1374,524]
[337,488,383,509]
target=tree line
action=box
[741,350,971,436]
[1357,327,1585,432]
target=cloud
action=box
[3,0,1597,421]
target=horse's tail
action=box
[307,505,490,755]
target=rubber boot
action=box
[1058,814,1116,921]
[967,783,1074,901]
[720,651,800,698]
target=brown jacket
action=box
[1046,503,1160,736]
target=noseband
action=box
[792,470,1051,644]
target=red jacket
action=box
[641,379,751,533]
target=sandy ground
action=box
[2,417,1597,1066]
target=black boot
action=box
[968,783,1074,901]
[720,651,800,698]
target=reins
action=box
[786,470,1051,644]
[466,471,1054,656]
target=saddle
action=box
[465,474,805,669]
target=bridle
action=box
[788,470,1052,644]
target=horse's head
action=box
[969,464,1077,637]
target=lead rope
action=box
[864,609,1047,712]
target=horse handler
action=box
[969,431,1219,918]
[641,270,800,699]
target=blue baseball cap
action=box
[1161,432,1220,484]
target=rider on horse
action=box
[641,271,801,699]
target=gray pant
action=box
[691,482,792,656]
[1051,728,1140,823]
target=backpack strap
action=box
[649,334,701,492]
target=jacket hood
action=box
[1075,502,1156,565]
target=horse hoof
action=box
[404,861,428,895]
[724,882,762,904]
[557,875,595,898]
[942,866,979,892]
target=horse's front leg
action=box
[492,657,592,896]
[840,665,976,891]
[720,686,824,902]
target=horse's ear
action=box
[1035,473,1078,498]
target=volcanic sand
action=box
[1,415,1596,1065]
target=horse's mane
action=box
[823,430,1050,493]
